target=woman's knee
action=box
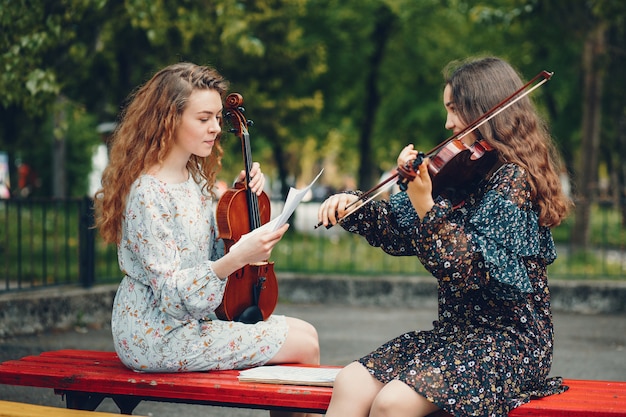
[334,361,371,390]
[370,380,439,417]
[293,318,320,363]
[270,317,320,364]
[325,362,382,417]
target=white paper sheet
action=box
[231,169,324,248]
[238,365,340,386]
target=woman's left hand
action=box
[397,145,435,218]
[236,162,265,195]
[405,158,435,218]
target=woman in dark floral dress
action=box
[318,57,572,417]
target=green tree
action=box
[0,0,108,197]
[519,0,626,248]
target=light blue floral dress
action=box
[111,174,288,372]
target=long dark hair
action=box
[444,57,571,227]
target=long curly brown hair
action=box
[444,57,572,227]
[94,63,229,244]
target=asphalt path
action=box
[1,303,625,416]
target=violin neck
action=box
[241,131,263,230]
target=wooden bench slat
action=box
[0,400,146,417]
[1,350,625,416]
[509,379,626,417]
[40,349,118,358]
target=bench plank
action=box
[0,350,625,416]
[509,379,626,417]
[0,400,145,417]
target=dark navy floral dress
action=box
[340,163,567,417]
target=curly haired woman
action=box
[95,62,319,417]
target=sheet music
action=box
[231,169,324,248]
[238,365,340,387]
[270,168,324,231]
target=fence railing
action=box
[1,197,625,293]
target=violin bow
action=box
[315,70,553,230]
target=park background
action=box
[1,0,626,296]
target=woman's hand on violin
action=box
[235,162,265,196]
[398,144,421,169]
[405,157,435,219]
[234,223,288,263]
[212,223,289,279]
[317,193,360,227]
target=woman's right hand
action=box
[237,223,289,264]
[212,223,289,279]
[317,193,360,228]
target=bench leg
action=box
[58,390,142,415]
[112,396,142,415]
[60,391,106,411]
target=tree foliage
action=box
[0,0,625,247]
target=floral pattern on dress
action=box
[341,163,567,416]
[112,175,288,372]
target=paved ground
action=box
[1,303,625,416]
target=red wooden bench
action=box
[0,350,624,416]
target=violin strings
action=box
[242,128,262,230]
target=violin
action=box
[215,93,278,324]
[315,70,553,229]
[396,135,499,206]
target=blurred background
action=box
[1,0,625,287]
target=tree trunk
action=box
[52,97,67,198]
[357,5,394,190]
[615,116,626,228]
[571,22,607,249]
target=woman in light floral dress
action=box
[318,57,572,417]
[94,63,319,417]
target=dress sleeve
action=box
[467,187,556,298]
[121,180,227,321]
[340,191,421,257]
[418,164,557,300]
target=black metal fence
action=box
[1,197,94,291]
[1,197,625,293]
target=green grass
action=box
[551,202,625,248]
[1,199,81,288]
[1,200,625,290]
[274,232,428,275]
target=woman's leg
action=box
[370,380,440,417]
[324,361,384,417]
[267,317,320,417]
[267,316,320,365]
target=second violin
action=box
[215,93,278,324]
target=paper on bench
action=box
[231,169,324,249]
[238,365,340,387]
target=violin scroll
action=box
[225,93,254,135]
[225,92,244,109]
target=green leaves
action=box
[1,0,625,202]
